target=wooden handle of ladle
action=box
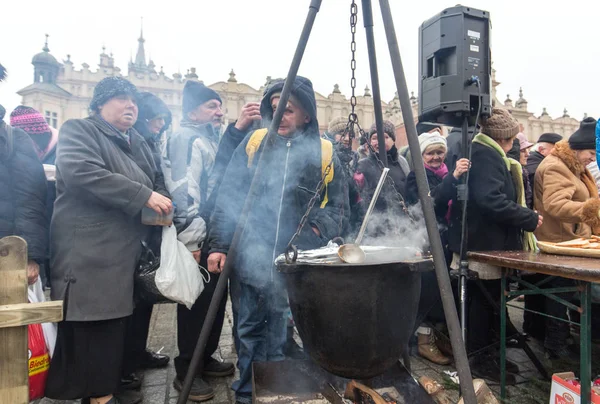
[354,167,389,245]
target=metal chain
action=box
[285,160,335,262]
[285,1,360,260]
[349,0,358,124]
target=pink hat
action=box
[516,133,533,151]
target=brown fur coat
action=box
[534,141,600,242]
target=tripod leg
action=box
[377,1,477,403]
[361,0,387,167]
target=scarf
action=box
[97,115,131,144]
[425,163,449,180]
[473,133,537,252]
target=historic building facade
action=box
[19,33,581,147]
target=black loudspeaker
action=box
[418,5,492,127]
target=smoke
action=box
[361,202,433,254]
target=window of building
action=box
[45,111,58,128]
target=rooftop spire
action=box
[43,34,50,52]
[139,17,144,41]
[134,17,147,68]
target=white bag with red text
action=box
[27,277,57,358]
[155,225,206,309]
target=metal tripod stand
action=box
[176,1,477,403]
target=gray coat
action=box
[50,115,157,321]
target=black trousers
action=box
[122,303,154,376]
[468,279,501,353]
[415,270,444,331]
[522,273,547,339]
[175,254,228,379]
[544,277,573,349]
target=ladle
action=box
[338,167,389,263]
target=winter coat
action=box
[405,166,457,225]
[447,141,539,257]
[335,146,364,239]
[596,119,600,164]
[162,120,219,252]
[208,77,349,289]
[406,165,457,263]
[523,168,533,210]
[444,127,475,174]
[133,93,172,251]
[0,121,48,262]
[356,146,410,213]
[202,122,251,239]
[534,141,600,243]
[526,150,545,187]
[50,115,160,321]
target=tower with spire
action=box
[129,18,150,74]
[32,34,60,84]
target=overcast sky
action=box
[1,0,598,122]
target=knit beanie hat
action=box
[419,132,447,154]
[569,117,597,150]
[369,120,396,141]
[480,107,520,140]
[183,81,222,114]
[10,106,52,135]
[90,77,139,113]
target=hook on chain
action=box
[285,244,298,264]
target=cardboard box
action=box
[550,372,600,404]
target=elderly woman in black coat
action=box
[447,108,542,384]
[45,77,172,404]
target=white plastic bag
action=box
[27,277,57,358]
[155,225,205,309]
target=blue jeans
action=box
[232,282,288,401]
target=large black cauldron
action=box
[277,247,433,379]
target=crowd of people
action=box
[1,71,599,404]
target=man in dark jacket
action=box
[525,132,562,186]
[0,104,48,286]
[162,81,234,401]
[355,120,410,238]
[325,116,363,239]
[208,76,349,404]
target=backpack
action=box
[245,128,334,208]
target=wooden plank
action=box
[0,301,63,329]
[0,385,29,404]
[0,236,29,404]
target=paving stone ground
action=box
[38,298,597,404]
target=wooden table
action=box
[469,251,600,403]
